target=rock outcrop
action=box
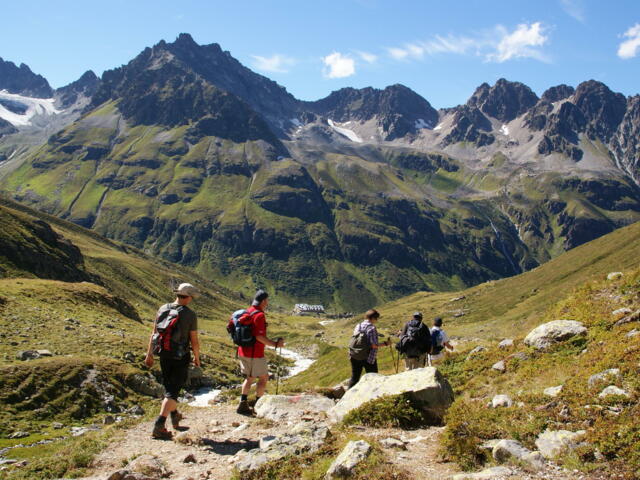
[254,394,335,422]
[325,440,371,479]
[327,367,454,424]
[535,429,586,459]
[524,320,587,350]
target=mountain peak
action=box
[467,78,538,123]
[0,57,53,98]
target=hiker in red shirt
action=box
[236,289,285,415]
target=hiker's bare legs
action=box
[256,374,268,396]
[160,397,177,417]
[241,376,255,395]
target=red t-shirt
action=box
[238,306,267,358]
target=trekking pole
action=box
[388,341,398,374]
[275,344,281,395]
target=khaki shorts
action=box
[238,355,269,378]
[404,354,426,370]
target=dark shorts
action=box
[160,355,190,400]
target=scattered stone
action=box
[128,405,145,416]
[127,374,164,398]
[626,329,640,338]
[231,421,241,428]
[36,349,52,357]
[466,346,487,359]
[183,453,197,463]
[15,350,41,361]
[259,435,277,449]
[535,429,586,459]
[615,310,640,326]
[328,367,454,424]
[524,320,587,350]
[588,368,621,387]
[598,386,630,398]
[492,360,506,373]
[8,431,29,439]
[232,423,249,433]
[52,422,64,429]
[498,339,514,349]
[558,405,571,418]
[104,415,116,425]
[607,272,623,281]
[613,307,633,316]
[328,385,346,400]
[492,439,545,470]
[70,425,100,436]
[255,394,335,422]
[452,466,514,480]
[233,423,328,472]
[450,296,466,302]
[379,437,407,450]
[325,440,371,479]
[491,394,513,408]
[127,454,169,478]
[543,385,563,397]
[123,352,136,362]
[511,352,530,361]
[174,431,201,446]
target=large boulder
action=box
[535,429,586,459]
[524,320,587,350]
[325,440,371,479]
[492,439,545,470]
[255,394,335,422]
[327,367,453,424]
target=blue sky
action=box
[2,0,640,108]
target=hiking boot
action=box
[170,410,183,429]
[151,423,172,440]
[236,400,255,416]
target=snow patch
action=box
[0,90,60,127]
[327,119,362,143]
[414,118,431,129]
[290,118,301,127]
[500,124,510,136]
[433,123,443,131]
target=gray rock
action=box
[598,386,630,398]
[128,405,145,416]
[325,440,371,479]
[127,454,169,478]
[498,339,514,349]
[626,329,640,338]
[452,466,514,480]
[8,431,29,439]
[615,309,640,326]
[492,439,545,470]
[103,415,116,425]
[36,349,52,357]
[607,272,623,280]
[15,350,40,361]
[491,394,513,408]
[234,423,329,472]
[613,307,633,316]
[127,374,164,398]
[255,394,335,422]
[327,367,454,424]
[524,320,587,350]
[52,422,64,429]
[379,437,406,450]
[543,385,563,397]
[535,429,586,459]
[492,361,506,373]
[466,346,487,359]
[511,352,530,361]
[259,435,277,449]
[588,368,621,387]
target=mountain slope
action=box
[0,35,639,310]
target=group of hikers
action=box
[144,283,452,439]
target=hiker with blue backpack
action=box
[347,309,390,388]
[428,317,453,365]
[144,282,200,440]
[396,312,432,370]
[227,289,285,415]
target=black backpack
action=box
[349,325,371,361]
[396,319,431,357]
[152,304,188,359]
[227,309,259,347]
[431,328,444,355]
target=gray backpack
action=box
[349,325,371,361]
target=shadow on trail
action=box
[201,437,259,455]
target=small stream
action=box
[189,347,315,407]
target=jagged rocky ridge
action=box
[1,33,639,309]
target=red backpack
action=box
[152,305,187,358]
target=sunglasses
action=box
[176,294,190,299]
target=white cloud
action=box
[356,50,378,63]
[488,22,549,63]
[560,0,586,23]
[618,23,640,59]
[322,52,356,78]
[251,54,296,73]
[387,22,549,64]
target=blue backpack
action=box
[227,309,259,347]
[431,329,444,354]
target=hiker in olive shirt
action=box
[144,283,200,439]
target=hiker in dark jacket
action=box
[398,312,432,370]
[144,283,200,440]
[348,309,389,389]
